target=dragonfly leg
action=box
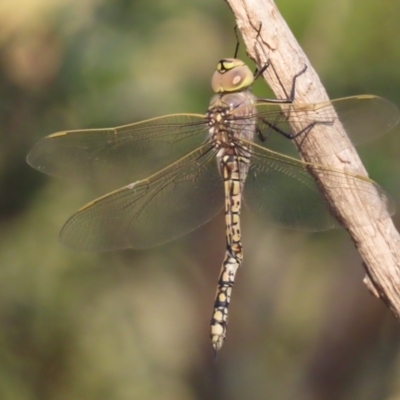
[290,119,334,139]
[259,115,334,141]
[233,26,240,58]
[256,126,267,142]
[256,64,308,105]
[253,22,271,80]
[232,22,271,78]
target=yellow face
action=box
[211,58,254,93]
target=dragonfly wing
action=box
[241,95,399,156]
[59,143,223,251]
[27,113,209,190]
[242,140,394,231]
[327,95,399,146]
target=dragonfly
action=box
[27,58,399,353]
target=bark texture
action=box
[226,0,400,314]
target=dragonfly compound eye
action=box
[211,58,254,93]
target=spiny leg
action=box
[256,64,307,104]
[259,116,335,141]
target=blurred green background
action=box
[1,0,400,399]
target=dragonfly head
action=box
[211,58,254,93]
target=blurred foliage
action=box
[1,0,400,399]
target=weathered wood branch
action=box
[226,0,400,315]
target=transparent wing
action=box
[59,143,224,251]
[242,140,394,231]
[231,95,399,155]
[28,95,398,247]
[27,113,209,189]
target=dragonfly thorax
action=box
[207,90,257,147]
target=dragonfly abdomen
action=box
[210,153,249,352]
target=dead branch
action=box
[226,0,400,315]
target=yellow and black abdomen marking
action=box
[210,152,250,352]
